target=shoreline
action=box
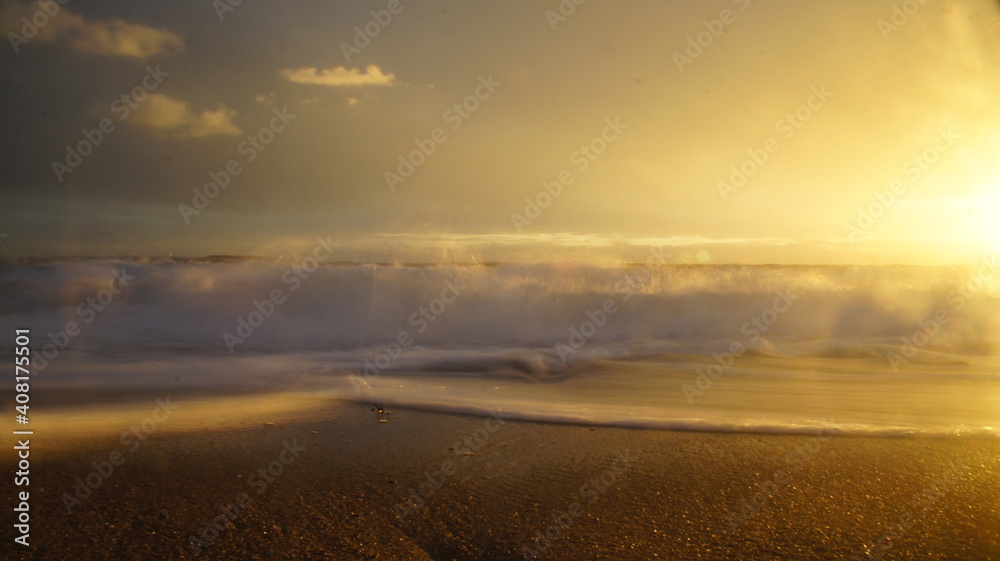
[15,387,997,460]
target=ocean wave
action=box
[2,259,997,355]
[3,259,998,437]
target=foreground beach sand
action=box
[6,399,999,560]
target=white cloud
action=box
[254,92,277,106]
[279,64,396,87]
[1,3,184,58]
[129,94,241,138]
[367,233,811,249]
[63,15,184,58]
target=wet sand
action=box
[4,400,999,560]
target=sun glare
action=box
[971,169,1000,252]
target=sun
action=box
[950,146,1000,254]
[970,182,1000,253]
[985,213,1000,253]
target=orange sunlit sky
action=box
[1,0,999,263]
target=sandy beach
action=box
[4,0,1000,558]
[4,400,998,560]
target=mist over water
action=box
[2,258,998,436]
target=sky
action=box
[1,0,999,264]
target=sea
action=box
[2,257,998,437]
